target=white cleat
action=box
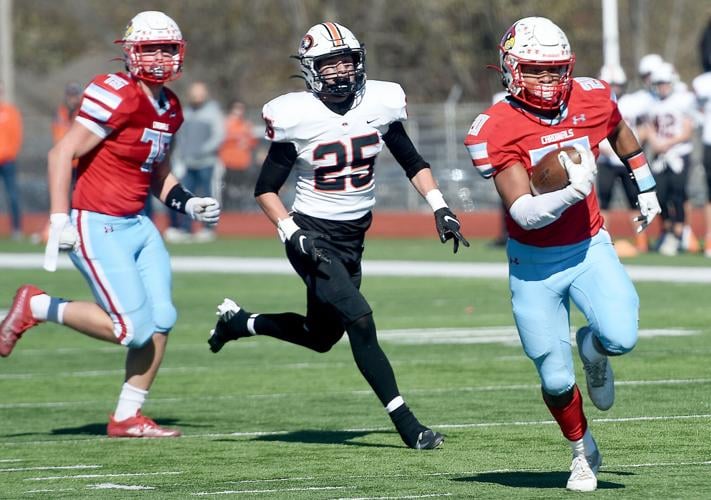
[567,454,598,492]
[577,327,615,411]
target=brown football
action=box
[530,146,581,195]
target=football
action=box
[530,146,581,195]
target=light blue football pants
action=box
[507,229,639,396]
[69,209,176,348]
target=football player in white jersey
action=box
[639,62,697,255]
[692,70,711,256]
[208,22,468,450]
[596,65,649,256]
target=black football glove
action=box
[434,207,470,254]
[287,229,331,265]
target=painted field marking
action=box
[2,377,710,411]
[0,459,23,463]
[2,253,711,283]
[192,485,352,496]
[88,483,155,490]
[335,495,452,500]
[1,465,101,473]
[24,471,182,481]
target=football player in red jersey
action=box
[464,17,661,492]
[0,11,220,438]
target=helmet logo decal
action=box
[299,34,314,55]
[124,22,134,39]
[502,29,516,51]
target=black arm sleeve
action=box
[254,142,298,197]
[382,121,430,179]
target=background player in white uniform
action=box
[208,22,468,450]
[692,69,711,256]
[639,62,697,255]
[596,65,649,256]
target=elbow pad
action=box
[508,187,581,230]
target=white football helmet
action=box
[118,11,185,83]
[297,22,366,98]
[499,17,575,111]
[637,53,663,77]
[598,65,627,86]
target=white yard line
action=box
[335,495,452,500]
[1,253,711,283]
[4,413,710,447]
[2,377,709,410]
[24,471,183,481]
[1,465,101,472]
[192,486,352,496]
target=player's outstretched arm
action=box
[156,164,221,225]
[44,121,102,271]
[609,120,661,233]
[410,168,469,254]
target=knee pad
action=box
[153,302,177,333]
[346,314,377,346]
[540,369,575,397]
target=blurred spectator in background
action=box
[640,62,697,256]
[692,69,711,257]
[219,100,257,210]
[0,80,23,240]
[52,82,83,145]
[165,81,225,243]
[596,65,648,257]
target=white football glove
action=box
[559,144,597,199]
[186,197,221,225]
[44,213,79,272]
[634,191,662,233]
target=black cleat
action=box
[208,298,252,353]
[414,429,444,450]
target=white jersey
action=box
[262,80,407,220]
[647,89,696,170]
[598,89,653,167]
[692,72,711,145]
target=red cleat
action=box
[0,285,45,357]
[107,411,181,438]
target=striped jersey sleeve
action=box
[463,113,496,178]
[76,73,133,138]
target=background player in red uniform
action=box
[465,17,661,492]
[0,11,220,438]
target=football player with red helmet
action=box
[465,17,661,491]
[209,22,468,450]
[0,11,219,438]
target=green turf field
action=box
[1,237,710,498]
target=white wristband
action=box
[277,216,300,243]
[425,189,448,211]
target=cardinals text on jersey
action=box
[262,80,407,221]
[73,72,183,216]
[464,78,621,247]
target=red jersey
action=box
[72,72,183,216]
[464,78,621,247]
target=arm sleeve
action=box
[253,142,298,197]
[382,121,430,179]
[508,187,583,230]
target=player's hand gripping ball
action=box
[530,146,581,195]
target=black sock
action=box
[390,404,426,448]
[254,313,341,352]
[346,314,400,406]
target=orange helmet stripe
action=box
[321,22,345,47]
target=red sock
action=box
[545,385,587,441]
